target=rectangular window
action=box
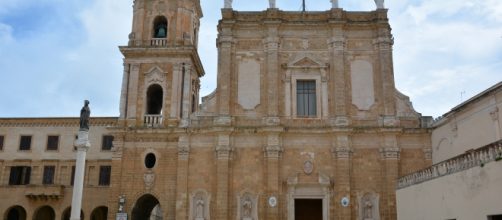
[9,166,31,185]
[42,166,55,185]
[46,136,59,151]
[98,166,111,186]
[101,135,114,151]
[70,166,76,185]
[0,135,4,150]
[19,136,32,151]
[488,215,502,220]
[296,80,317,117]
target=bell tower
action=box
[118,0,204,128]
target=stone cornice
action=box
[0,117,117,128]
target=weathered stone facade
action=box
[0,1,432,220]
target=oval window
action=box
[145,153,156,169]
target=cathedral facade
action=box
[0,1,432,220]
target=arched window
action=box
[147,84,163,115]
[153,16,168,38]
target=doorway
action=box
[295,199,322,220]
[132,194,163,220]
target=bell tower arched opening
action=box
[153,16,168,38]
[146,84,163,115]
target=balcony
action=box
[397,140,502,189]
[144,115,163,128]
[24,185,64,200]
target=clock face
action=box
[268,196,277,207]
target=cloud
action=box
[0,22,13,43]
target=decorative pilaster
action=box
[490,107,501,140]
[373,11,396,117]
[119,63,130,120]
[331,135,353,220]
[328,27,348,126]
[175,135,190,220]
[264,133,282,220]
[127,64,140,125]
[215,134,233,220]
[216,27,234,116]
[264,21,280,117]
[108,134,125,217]
[379,146,400,220]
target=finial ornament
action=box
[79,100,91,131]
[331,0,339,8]
[375,0,384,9]
[224,0,232,8]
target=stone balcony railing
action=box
[397,140,502,189]
[144,115,163,128]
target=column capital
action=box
[74,131,91,151]
[379,147,400,160]
[332,147,353,159]
[423,148,432,161]
[264,145,283,159]
[216,145,233,160]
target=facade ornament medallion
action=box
[341,197,350,207]
[303,160,314,175]
[143,170,155,190]
[268,196,277,207]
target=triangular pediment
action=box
[286,54,326,68]
[293,57,320,67]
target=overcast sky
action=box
[0,0,501,118]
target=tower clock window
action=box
[147,84,164,115]
[153,16,168,38]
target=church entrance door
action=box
[294,199,322,220]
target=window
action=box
[488,215,502,220]
[9,166,31,185]
[70,166,75,185]
[102,135,114,151]
[98,166,111,186]
[42,166,55,185]
[296,80,317,117]
[153,16,168,38]
[0,135,4,150]
[146,84,163,115]
[46,136,59,151]
[19,136,32,151]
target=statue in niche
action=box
[224,0,232,8]
[79,100,91,131]
[195,196,204,219]
[331,0,339,8]
[374,0,384,9]
[242,197,252,218]
[364,199,373,219]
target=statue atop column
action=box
[224,0,232,8]
[79,100,91,131]
[331,0,339,8]
[374,0,384,9]
[269,0,276,8]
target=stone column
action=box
[70,131,91,220]
[264,132,282,220]
[328,20,349,126]
[175,135,190,220]
[119,62,130,120]
[215,134,233,220]
[332,135,352,220]
[379,146,400,220]
[216,25,234,116]
[264,21,280,120]
[180,64,192,127]
[127,64,140,126]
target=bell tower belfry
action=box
[118,0,204,128]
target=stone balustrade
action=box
[144,115,163,128]
[397,140,502,189]
[150,38,168,47]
